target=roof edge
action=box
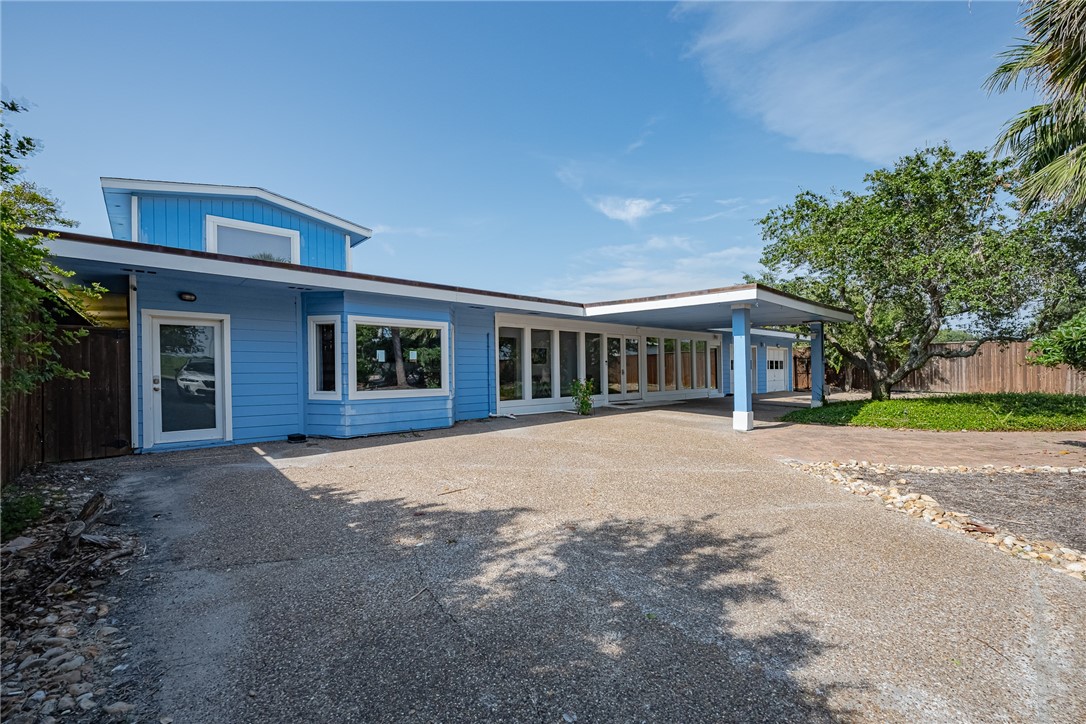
[100,177,373,241]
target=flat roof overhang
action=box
[37,230,854,330]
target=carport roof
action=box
[37,228,853,331]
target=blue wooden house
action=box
[43,178,850,452]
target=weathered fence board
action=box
[2,327,131,485]
[818,341,1085,395]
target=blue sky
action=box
[2,1,1028,301]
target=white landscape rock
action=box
[786,460,1086,581]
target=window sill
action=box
[348,388,450,401]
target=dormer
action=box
[101,178,372,272]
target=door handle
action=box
[153,386,161,392]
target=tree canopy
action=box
[987,0,1086,215]
[1028,311,1086,372]
[758,144,1084,400]
[1,100,100,409]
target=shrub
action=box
[1,493,43,541]
[569,378,594,415]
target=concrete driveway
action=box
[98,401,1085,723]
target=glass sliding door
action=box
[664,339,677,391]
[559,331,578,397]
[681,340,693,389]
[584,333,602,394]
[531,329,552,399]
[645,337,660,393]
[625,338,640,395]
[695,340,707,389]
[498,327,523,401]
[710,346,720,391]
[606,336,643,400]
[607,336,623,396]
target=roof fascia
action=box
[100,177,373,241]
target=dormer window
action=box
[205,215,300,264]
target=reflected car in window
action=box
[176,357,216,397]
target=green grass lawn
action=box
[781,393,1086,432]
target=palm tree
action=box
[987,0,1086,215]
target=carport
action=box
[582,284,853,431]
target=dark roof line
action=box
[30,228,852,318]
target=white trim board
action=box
[346,315,451,400]
[47,237,583,317]
[128,274,139,448]
[495,313,723,342]
[141,309,233,450]
[102,177,373,240]
[307,315,343,400]
[46,236,854,324]
[715,327,810,341]
[205,215,301,265]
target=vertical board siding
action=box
[137,279,303,450]
[452,305,495,421]
[893,342,1086,395]
[137,194,347,270]
[1,328,131,483]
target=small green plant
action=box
[1,493,44,541]
[569,378,594,415]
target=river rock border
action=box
[785,460,1086,582]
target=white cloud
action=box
[682,3,1026,164]
[531,236,764,301]
[555,162,585,191]
[596,235,696,257]
[370,224,437,237]
[624,115,661,154]
[589,196,676,224]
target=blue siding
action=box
[136,278,303,450]
[300,292,461,438]
[452,305,494,421]
[136,194,347,270]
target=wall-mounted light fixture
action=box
[178,292,197,302]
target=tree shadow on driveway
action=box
[112,450,862,723]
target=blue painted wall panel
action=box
[136,277,303,450]
[452,304,495,421]
[137,194,346,270]
[301,292,466,438]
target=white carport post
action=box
[810,321,824,408]
[732,304,754,431]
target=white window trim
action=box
[205,214,301,264]
[308,315,342,400]
[348,315,450,400]
[141,309,232,450]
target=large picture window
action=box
[308,315,341,400]
[206,215,301,264]
[349,316,449,399]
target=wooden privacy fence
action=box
[2,327,131,485]
[827,341,1085,395]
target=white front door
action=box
[145,312,231,447]
[766,347,787,392]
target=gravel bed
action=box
[788,460,1086,580]
[1,465,146,723]
[869,469,1086,551]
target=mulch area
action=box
[868,470,1086,551]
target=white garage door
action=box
[766,347,788,392]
